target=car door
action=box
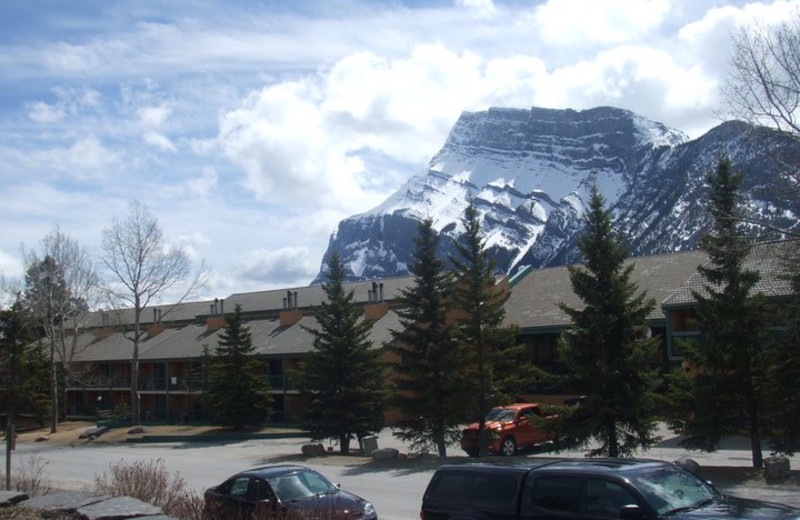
[583,478,646,520]
[206,475,257,519]
[519,474,581,520]
[517,407,541,448]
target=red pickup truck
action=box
[461,403,557,457]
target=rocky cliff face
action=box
[313,106,799,284]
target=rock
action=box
[371,448,399,460]
[77,495,162,520]
[24,491,109,511]
[302,443,326,456]
[673,457,700,474]
[361,435,379,456]
[35,435,50,442]
[764,456,791,481]
[79,426,109,439]
[0,490,29,507]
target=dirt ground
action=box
[14,421,268,447]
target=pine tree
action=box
[670,158,772,469]
[0,297,51,426]
[387,218,470,456]
[207,304,272,429]
[302,252,385,454]
[763,268,800,455]
[450,201,526,456]
[557,184,661,458]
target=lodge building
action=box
[61,240,795,425]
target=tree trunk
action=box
[608,422,619,458]
[49,337,58,434]
[340,434,350,454]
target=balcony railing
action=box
[68,376,131,389]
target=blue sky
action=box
[1,0,796,302]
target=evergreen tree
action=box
[557,185,661,458]
[302,252,385,454]
[763,267,800,455]
[669,158,772,469]
[387,218,470,456]
[450,201,527,456]
[207,304,272,429]
[0,297,51,426]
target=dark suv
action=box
[421,458,800,519]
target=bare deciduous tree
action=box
[23,226,99,433]
[721,11,800,138]
[99,201,206,425]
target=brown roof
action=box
[662,240,796,307]
[503,249,708,330]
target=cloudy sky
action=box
[1,0,796,302]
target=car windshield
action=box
[485,409,516,422]
[630,466,719,515]
[270,470,338,503]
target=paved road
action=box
[4,425,800,519]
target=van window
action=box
[528,476,579,512]
[429,472,519,505]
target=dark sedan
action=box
[203,464,377,519]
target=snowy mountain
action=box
[313,106,800,284]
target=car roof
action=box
[537,459,671,474]
[235,464,313,479]
[495,403,540,410]
[436,462,552,475]
[435,459,671,477]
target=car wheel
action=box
[501,436,516,456]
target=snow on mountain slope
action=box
[313,106,799,284]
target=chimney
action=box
[206,297,225,331]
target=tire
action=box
[500,436,516,456]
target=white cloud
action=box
[138,105,172,128]
[35,137,119,180]
[238,246,319,284]
[454,0,497,18]
[26,101,64,123]
[143,131,177,152]
[186,166,219,198]
[535,0,671,46]
[0,248,23,280]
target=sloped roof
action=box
[225,276,414,314]
[503,249,708,330]
[663,240,796,307]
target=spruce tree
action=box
[450,201,526,456]
[387,218,470,456]
[302,252,385,454]
[207,304,272,429]
[670,158,772,469]
[0,297,51,427]
[557,184,661,458]
[763,268,800,455]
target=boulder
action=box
[301,443,326,456]
[371,448,399,460]
[764,456,791,481]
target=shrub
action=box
[92,458,203,520]
[0,456,52,497]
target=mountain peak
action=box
[313,106,797,284]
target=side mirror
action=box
[619,504,646,520]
